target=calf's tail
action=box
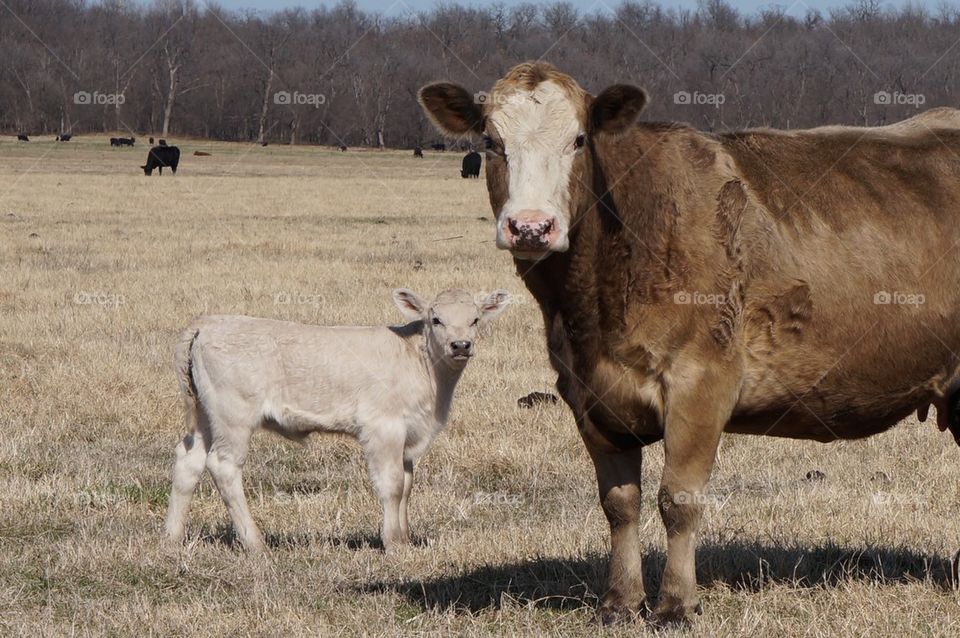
[174,328,201,405]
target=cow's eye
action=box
[432,317,442,326]
[574,134,586,149]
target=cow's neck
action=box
[512,128,683,408]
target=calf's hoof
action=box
[648,595,702,628]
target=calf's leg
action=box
[206,424,264,552]
[364,426,407,553]
[399,459,414,543]
[165,406,209,544]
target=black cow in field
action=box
[461,151,481,178]
[17,134,29,142]
[158,139,167,146]
[339,145,348,152]
[56,134,72,142]
[141,145,180,175]
[413,146,423,158]
[149,137,155,144]
[120,137,135,146]
[431,142,446,152]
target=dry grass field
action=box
[1,135,958,637]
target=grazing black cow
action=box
[339,145,348,152]
[413,146,424,158]
[141,145,180,176]
[460,150,481,178]
[149,137,155,145]
[57,134,72,142]
[431,142,446,152]
[120,137,135,147]
[17,134,29,142]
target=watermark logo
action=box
[274,291,325,308]
[73,290,124,307]
[274,91,326,107]
[873,91,925,108]
[473,91,524,107]
[674,290,726,306]
[671,490,728,508]
[873,290,925,306]
[472,490,524,507]
[74,91,125,106]
[674,90,725,107]
[870,491,928,507]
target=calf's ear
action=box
[418,83,484,138]
[479,289,512,324]
[589,84,648,135]
[393,289,428,321]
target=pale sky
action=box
[211,0,931,19]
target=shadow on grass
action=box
[196,523,423,551]
[358,541,958,614]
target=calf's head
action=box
[393,288,511,367]
[419,62,647,260]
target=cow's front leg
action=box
[588,444,646,623]
[651,375,733,625]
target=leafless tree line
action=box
[3,0,960,148]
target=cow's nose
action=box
[450,340,472,353]
[503,209,556,250]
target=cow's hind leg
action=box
[590,445,647,624]
[164,404,209,544]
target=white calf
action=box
[164,288,511,552]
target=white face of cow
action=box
[485,81,585,260]
[419,63,648,261]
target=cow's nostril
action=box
[508,219,520,235]
[451,340,471,351]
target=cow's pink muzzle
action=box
[498,209,561,252]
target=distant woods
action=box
[3,0,960,147]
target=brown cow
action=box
[419,61,960,625]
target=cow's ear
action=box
[589,84,648,135]
[418,83,484,138]
[393,288,427,321]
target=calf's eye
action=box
[471,318,479,326]
[574,134,585,149]
[432,317,442,326]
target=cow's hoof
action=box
[598,605,638,626]
[598,599,650,625]
[648,596,702,628]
